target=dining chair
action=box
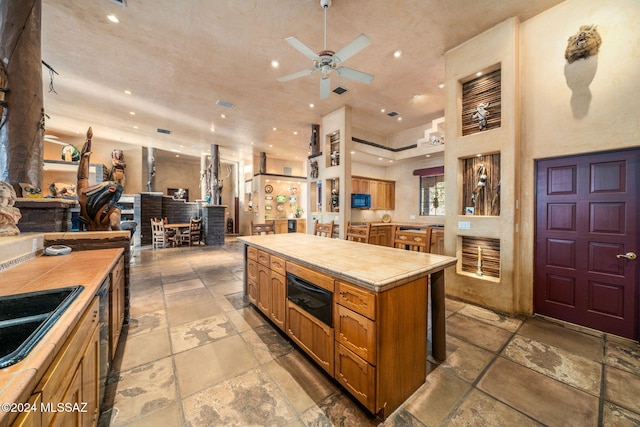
[181,217,203,246]
[391,225,433,253]
[251,220,276,235]
[345,222,372,243]
[313,219,334,238]
[151,217,175,248]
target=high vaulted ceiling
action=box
[41,0,564,165]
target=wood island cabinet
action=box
[243,242,433,418]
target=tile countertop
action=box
[0,248,123,427]
[237,233,456,292]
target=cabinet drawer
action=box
[257,250,271,267]
[336,280,376,320]
[270,255,286,276]
[336,305,376,364]
[335,343,376,412]
[247,246,258,261]
[286,261,334,292]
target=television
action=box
[351,193,371,209]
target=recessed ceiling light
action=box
[412,94,420,99]
[293,131,298,135]
[124,90,131,95]
[380,108,386,113]
[389,160,393,163]
[133,125,138,129]
[129,111,135,115]
[309,103,314,108]
[107,14,119,23]
[220,113,226,118]
[272,127,277,131]
[271,60,279,68]
[378,157,383,161]
[425,154,431,158]
[210,126,215,132]
[397,117,402,121]
[476,71,483,77]
[350,151,355,154]
[476,153,483,157]
[269,144,273,148]
[438,83,445,89]
[393,50,402,58]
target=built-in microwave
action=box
[351,193,371,209]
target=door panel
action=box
[535,149,639,340]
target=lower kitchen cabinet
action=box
[269,270,286,330]
[34,297,100,427]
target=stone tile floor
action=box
[99,241,640,426]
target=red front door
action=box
[535,149,639,340]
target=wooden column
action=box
[0,0,44,193]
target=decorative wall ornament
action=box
[565,25,602,63]
[471,102,490,130]
[77,127,123,231]
[61,144,80,162]
[309,158,319,178]
[471,164,488,204]
[0,181,21,236]
[110,149,126,189]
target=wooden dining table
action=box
[164,223,191,245]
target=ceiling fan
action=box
[277,0,374,99]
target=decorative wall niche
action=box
[461,236,500,279]
[462,153,500,216]
[326,131,340,167]
[462,68,501,136]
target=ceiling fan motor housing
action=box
[320,0,332,9]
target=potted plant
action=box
[295,206,304,218]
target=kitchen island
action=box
[238,233,456,419]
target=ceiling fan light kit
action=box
[277,0,373,99]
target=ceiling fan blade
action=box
[285,36,319,61]
[335,66,374,84]
[277,68,316,82]
[333,34,371,63]
[320,77,331,99]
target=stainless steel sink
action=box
[0,286,84,368]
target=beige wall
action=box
[517,0,640,312]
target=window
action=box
[420,175,445,216]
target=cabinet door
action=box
[270,271,286,331]
[335,344,376,412]
[257,264,271,314]
[12,394,42,427]
[336,305,376,364]
[82,325,100,427]
[384,182,395,210]
[247,259,258,282]
[286,301,334,376]
[274,221,288,234]
[247,279,258,304]
[368,180,379,209]
[51,364,83,427]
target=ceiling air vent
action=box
[332,86,348,95]
[156,128,171,135]
[386,111,399,117]
[216,99,234,108]
[110,0,126,5]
